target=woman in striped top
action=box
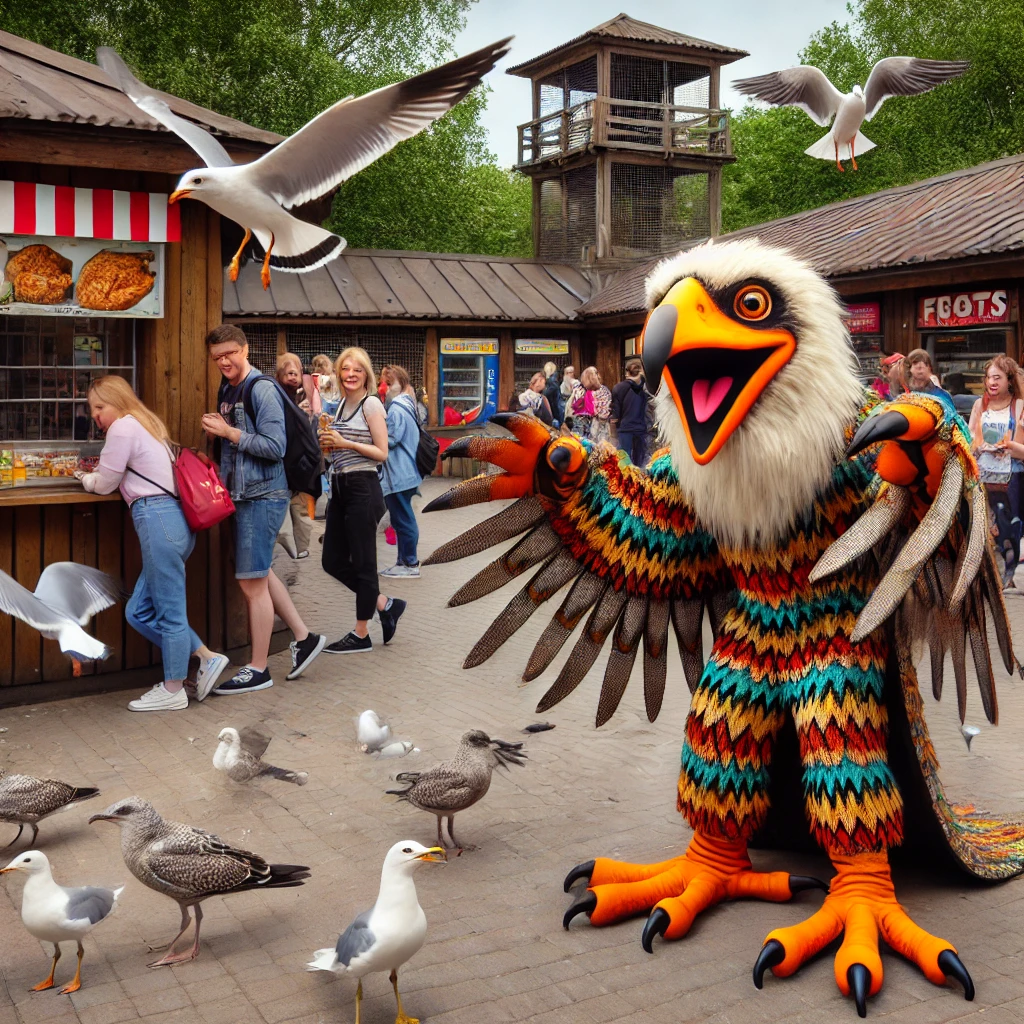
[317,347,406,654]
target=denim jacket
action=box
[217,371,288,500]
[382,394,422,496]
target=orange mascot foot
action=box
[753,852,974,1017]
[562,833,827,951]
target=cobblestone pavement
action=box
[3,477,1024,1024]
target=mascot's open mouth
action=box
[640,277,796,464]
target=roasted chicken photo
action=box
[75,249,156,311]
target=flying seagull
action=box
[307,840,445,1024]
[1,850,123,994]
[213,725,308,785]
[96,39,513,288]
[733,58,969,170]
[0,563,122,674]
[89,796,309,967]
[387,730,526,852]
[0,768,100,849]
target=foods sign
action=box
[917,289,1009,328]
[0,236,164,318]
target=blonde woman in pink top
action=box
[76,376,228,711]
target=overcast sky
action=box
[454,0,852,167]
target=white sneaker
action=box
[194,653,230,701]
[128,684,188,712]
[379,563,420,578]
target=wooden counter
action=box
[0,486,120,507]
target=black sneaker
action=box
[213,666,274,695]
[378,598,407,645]
[287,631,327,680]
[324,632,372,655]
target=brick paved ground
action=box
[2,477,1024,1023]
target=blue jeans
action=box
[617,430,648,467]
[233,492,290,579]
[128,496,202,681]
[385,488,419,565]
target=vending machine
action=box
[439,339,499,426]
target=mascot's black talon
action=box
[490,412,519,430]
[563,860,595,893]
[753,939,785,989]
[847,963,870,1018]
[846,410,910,458]
[937,950,975,1001]
[640,908,670,954]
[788,874,829,894]
[562,890,596,930]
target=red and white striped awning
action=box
[0,180,181,242]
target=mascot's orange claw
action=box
[562,834,827,952]
[752,852,974,1017]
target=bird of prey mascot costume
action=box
[423,238,1024,1016]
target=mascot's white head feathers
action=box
[645,237,864,549]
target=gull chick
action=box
[308,840,445,1023]
[213,726,308,786]
[733,58,969,170]
[1,850,122,994]
[97,38,511,288]
[89,797,309,967]
[0,563,122,674]
[0,768,100,848]
[387,730,526,852]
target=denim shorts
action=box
[233,493,289,579]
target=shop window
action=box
[925,329,1011,394]
[0,315,135,443]
[514,339,570,397]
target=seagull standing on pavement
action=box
[307,840,446,1024]
[733,57,969,171]
[0,563,122,674]
[386,730,527,852]
[89,797,309,967]
[96,38,512,289]
[1,850,122,994]
[213,726,308,786]
[0,768,100,849]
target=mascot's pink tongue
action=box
[692,378,733,423]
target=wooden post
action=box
[424,327,439,427]
[709,168,722,237]
[499,328,515,410]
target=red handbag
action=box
[173,448,235,531]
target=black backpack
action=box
[395,400,440,479]
[240,375,323,499]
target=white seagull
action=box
[213,725,309,786]
[0,563,122,674]
[308,840,446,1024]
[1,850,122,994]
[733,57,969,171]
[356,710,392,753]
[97,39,512,288]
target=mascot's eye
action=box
[734,285,772,321]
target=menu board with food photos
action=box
[0,236,164,318]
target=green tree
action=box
[722,0,1024,232]
[2,0,531,255]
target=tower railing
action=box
[517,98,731,167]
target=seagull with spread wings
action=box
[96,39,512,288]
[0,563,122,675]
[733,57,969,171]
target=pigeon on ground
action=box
[307,840,445,1022]
[213,726,308,786]
[0,563,122,674]
[733,58,969,170]
[387,730,526,852]
[1,850,122,994]
[96,38,512,288]
[0,768,100,848]
[89,796,309,967]
[356,710,391,753]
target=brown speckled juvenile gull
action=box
[89,796,309,967]
[0,768,100,849]
[213,726,308,785]
[387,730,526,852]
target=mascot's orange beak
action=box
[639,277,796,465]
[168,189,192,204]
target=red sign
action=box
[918,289,1009,328]
[846,301,881,334]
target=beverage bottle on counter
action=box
[12,455,26,486]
